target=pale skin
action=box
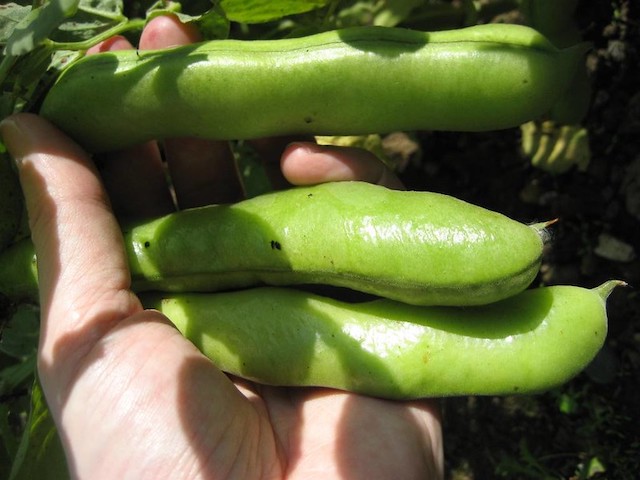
[0,15,443,480]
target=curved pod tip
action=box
[594,280,627,301]
[530,218,559,244]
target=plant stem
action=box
[48,18,146,51]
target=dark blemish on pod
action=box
[270,240,282,250]
[304,116,314,124]
[144,241,151,248]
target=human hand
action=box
[0,15,442,480]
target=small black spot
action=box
[270,240,282,250]
[307,193,313,198]
[304,116,313,124]
[144,241,151,248]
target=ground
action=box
[390,2,639,478]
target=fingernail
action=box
[285,141,323,156]
[0,117,29,163]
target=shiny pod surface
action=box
[125,181,544,306]
[0,182,544,306]
[143,282,617,399]
[39,24,587,152]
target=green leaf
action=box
[0,92,15,119]
[0,404,16,479]
[0,304,38,360]
[9,379,69,480]
[581,456,606,477]
[146,2,230,40]
[220,0,330,24]
[232,141,274,198]
[50,0,126,43]
[0,354,36,397]
[0,4,32,45]
[373,0,423,27]
[192,6,230,40]
[0,304,38,402]
[0,150,24,251]
[4,0,81,56]
[557,392,579,415]
[80,0,123,16]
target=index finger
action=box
[0,114,142,383]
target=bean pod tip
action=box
[594,279,627,301]
[530,218,559,245]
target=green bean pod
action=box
[113,181,545,306]
[0,182,544,306]
[142,281,620,399]
[520,0,592,124]
[39,24,588,153]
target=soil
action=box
[390,2,639,478]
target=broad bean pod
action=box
[39,23,588,153]
[142,281,620,399]
[520,0,591,124]
[0,182,545,306]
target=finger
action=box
[138,13,201,49]
[0,113,142,379]
[142,15,243,207]
[248,136,314,191]
[2,116,268,472]
[98,143,175,219]
[162,139,243,207]
[88,36,174,218]
[86,35,132,54]
[281,142,405,190]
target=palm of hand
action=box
[57,309,440,479]
[1,14,442,480]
